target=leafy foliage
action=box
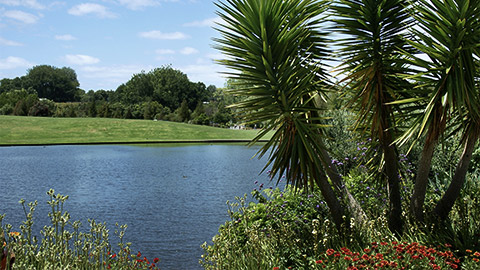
[1,190,161,270]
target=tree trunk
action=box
[410,130,438,222]
[434,132,478,220]
[382,135,403,236]
[314,169,346,231]
[319,148,368,228]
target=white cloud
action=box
[0,36,23,46]
[68,3,116,18]
[78,64,154,90]
[183,16,220,27]
[65,54,100,65]
[116,0,160,10]
[207,53,224,61]
[3,10,39,24]
[0,0,45,9]
[155,49,175,55]
[139,30,188,40]
[55,34,77,41]
[180,63,226,86]
[179,47,198,55]
[0,56,33,69]
[81,65,151,79]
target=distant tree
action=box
[150,66,193,110]
[88,99,97,117]
[178,99,191,122]
[118,72,155,104]
[0,77,25,94]
[28,99,55,117]
[25,65,80,102]
[143,101,163,120]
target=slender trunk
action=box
[410,130,438,222]
[314,169,345,231]
[382,134,403,236]
[319,148,368,227]
[434,132,478,220]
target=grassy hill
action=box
[0,116,268,145]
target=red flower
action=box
[326,249,335,256]
[153,258,159,263]
[315,260,323,264]
[137,251,142,257]
[273,267,279,270]
[111,253,116,259]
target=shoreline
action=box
[0,139,269,147]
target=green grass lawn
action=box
[0,115,268,145]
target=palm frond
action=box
[214,0,332,190]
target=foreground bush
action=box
[201,175,480,269]
[1,189,160,270]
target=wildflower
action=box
[315,260,323,264]
[273,267,279,270]
[473,258,479,262]
[474,251,480,257]
[137,251,141,257]
[153,258,159,263]
[466,249,472,253]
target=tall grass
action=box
[1,189,160,269]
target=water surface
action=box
[0,144,273,269]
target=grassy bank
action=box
[0,116,267,145]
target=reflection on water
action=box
[0,144,275,270]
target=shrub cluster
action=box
[1,189,160,270]
[201,164,480,269]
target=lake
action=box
[0,144,276,269]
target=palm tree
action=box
[333,0,414,235]
[400,0,480,222]
[214,0,366,230]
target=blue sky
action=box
[0,0,227,91]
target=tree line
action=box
[0,65,236,127]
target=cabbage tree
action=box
[333,0,414,235]
[400,0,480,222]
[214,0,366,229]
